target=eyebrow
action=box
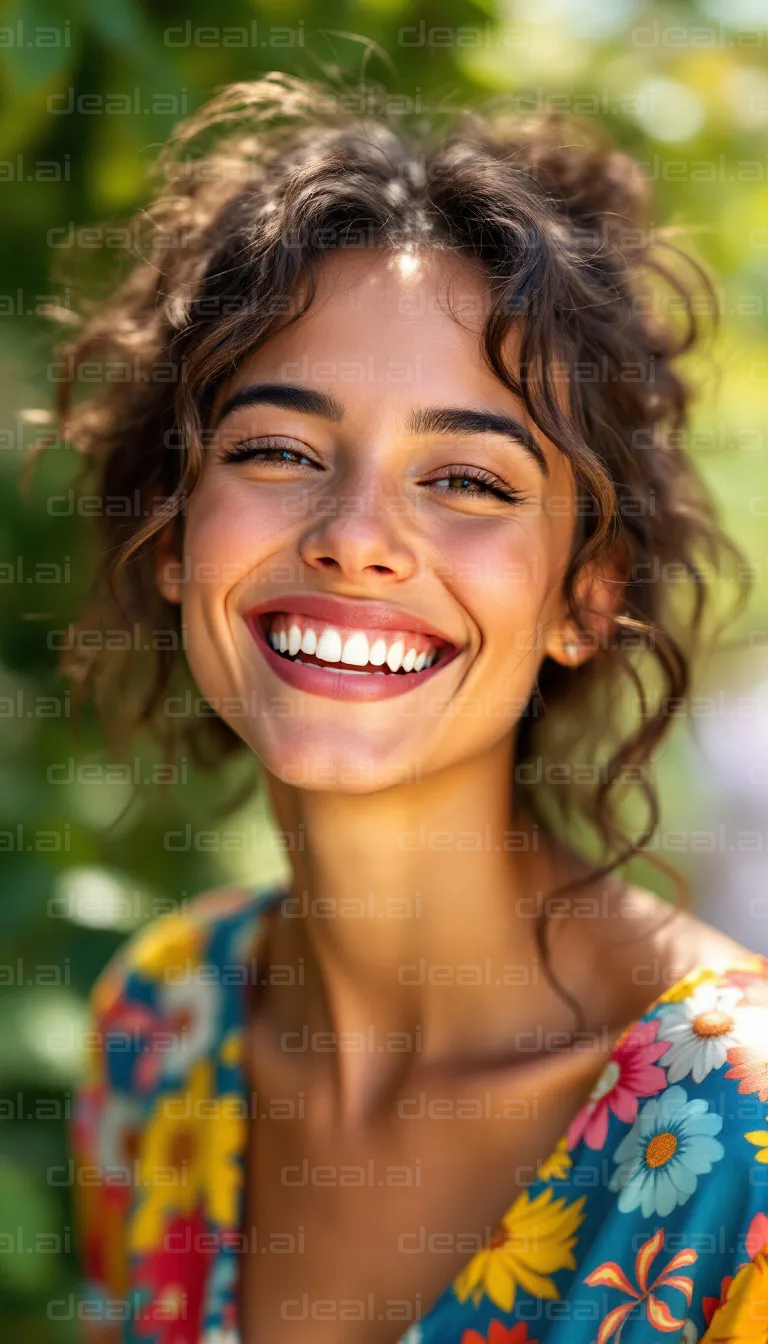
[406,405,549,478]
[215,382,345,427]
[215,382,549,478]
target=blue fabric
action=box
[73,884,768,1344]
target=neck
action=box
[261,735,574,1110]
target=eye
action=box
[421,466,525,504]
[219,436,323,469]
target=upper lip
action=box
[245,593,458,647]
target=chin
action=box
[236,721,426,796]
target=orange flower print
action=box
[724,1046,768,1103]
[723,956,768,989]
[584,1228,697,1344]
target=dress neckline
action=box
[221,884,768,1341]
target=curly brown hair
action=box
[49,71,745,910]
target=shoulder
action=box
[604,918,768,1199]
[629,886,762,978]
[75,880,286,1129]
[71,884,279,1325]
[83,883,284,1104]
[575,879,767,1025]
[89,882,279,1022]
[563,925,768,1321]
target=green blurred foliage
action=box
[1,0,768,1336]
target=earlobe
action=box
[544,623,588,668]
[546,545,628,668]
[154,523,183,605]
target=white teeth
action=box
[268,614,443,675]
[341,632,370,667]
[316,628,343,663]
[288,623,302,657]
[386,640,404,673]
[300,626,317,656]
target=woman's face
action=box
[158,248,581,793]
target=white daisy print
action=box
[609,1084,724,1217]
[156,975,222,1081]
[656,983,767,1085]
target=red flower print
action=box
[702,1276,733,1327]
[746,1212,768,1260]
[702,1211,768,1322]
[461,1322,539,1344]
[134,1205,217,1344]
[724,1045,768,1102]
[567,1019,667,1152]
[100,997,163,1092]
[584,1227,697,1344]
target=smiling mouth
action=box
[253,611,457,677]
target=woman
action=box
[64,74,768,1344]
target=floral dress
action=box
[72,884,768,1344]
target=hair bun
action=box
[480,111,651,236]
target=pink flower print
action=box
[567,1018,667,1151]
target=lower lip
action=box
[244,615,458,702]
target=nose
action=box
[298,476,418,585]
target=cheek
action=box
[183,479,292,573]
[448,514,571,669]
[441,514,563,613]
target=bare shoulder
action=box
[551,866,764,1029]
[618,883,757,974]
[599,881,763,1016]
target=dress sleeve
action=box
[68,893,252,1343]
[574,965,768,1344]
[70,947,148,1343]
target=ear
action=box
[154,520,183,605]
[543,543,628,669]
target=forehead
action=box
[232,247,522,394]
[299,247,491,327]
[212,249,574,490]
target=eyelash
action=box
[220,438,318,468]
[425,468,523,504]
[220,438,525,505]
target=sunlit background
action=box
[2,0,768,1335]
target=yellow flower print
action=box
[206,1097,246,1226]
[658,969,722,1005]
[129,913,204,980]
[702,1252,768,1342]
[453,1187,586,1312]
[219,1029,243,1068]
[745,1128,768,1164]
[129,1058,246,1252]
[537,1137,571,1182]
